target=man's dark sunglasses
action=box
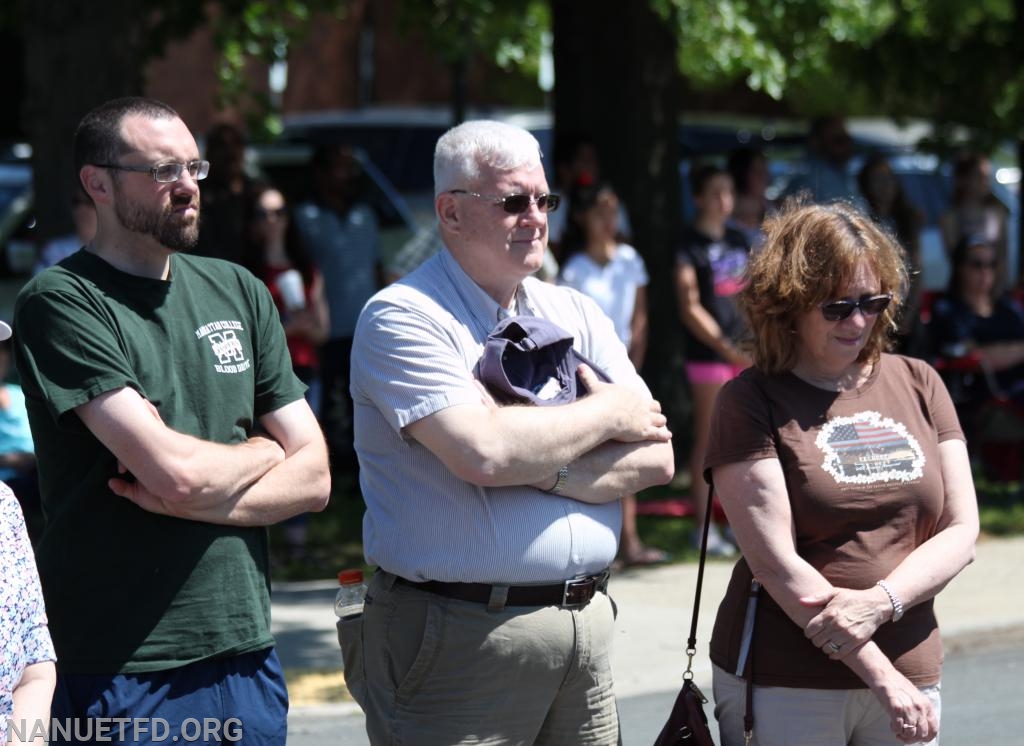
[820,293,892,322]
[448,189,561,214]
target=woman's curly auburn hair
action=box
[738,200,909,374]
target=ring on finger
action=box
[826,641,841,653]
[903,723,916,730]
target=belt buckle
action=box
[561,570,608,609]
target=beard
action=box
[113,185,200,252]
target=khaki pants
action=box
[713,664,941,746]
[339,570,619,746]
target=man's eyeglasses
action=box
[820,293,892,322]
[967,259,997,270]
[94,159,210,183]
[448,189,561,214]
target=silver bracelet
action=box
[547,465,569,494]
[876,579,904,622]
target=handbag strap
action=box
[683,482,715,669]
[686,480,755,743]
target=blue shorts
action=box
[49,648,288,745]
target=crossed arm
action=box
[714,439,978,743]
[405,365,675,502]
[76,386,330,526]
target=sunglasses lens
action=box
[821,295,890,321]
[861,296,891,315]
[502,195,532,214]
[540,194,561,212]
[821,302,854,321]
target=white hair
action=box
[433,120,543,197]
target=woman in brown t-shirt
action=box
[705,202,979,746]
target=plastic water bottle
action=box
[334,569,368,620]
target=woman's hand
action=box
[869,668,939,744]
[800,586,891,659]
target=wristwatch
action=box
[548,465,569,495]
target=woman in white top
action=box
[559,179,664,567]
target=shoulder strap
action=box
[686,482,715,655]
[687,479,756,743]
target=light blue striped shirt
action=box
[351,248,651,583]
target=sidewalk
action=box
[271,534,1024,706]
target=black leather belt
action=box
[396,570,610,609]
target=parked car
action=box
[0,158,35,278]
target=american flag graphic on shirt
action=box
[817,411,924,484]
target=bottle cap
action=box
[337,569,364,585]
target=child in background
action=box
[560,178,666,567]
[675,164,752,556]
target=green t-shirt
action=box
[13,250,306,674]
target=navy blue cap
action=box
[478,316,610,406]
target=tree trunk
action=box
[20,0,147,245]
[1018,138,1024,286]
[551,0,685,425]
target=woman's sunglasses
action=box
[820,293,892,322]
[448,189,561,214]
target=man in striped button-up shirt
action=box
[346,119,675,746]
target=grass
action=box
[270,467,1024,582]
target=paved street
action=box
[274,535,1024,745]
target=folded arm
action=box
[803,439,978,646]
[405,364,672,492]
[544,438,675,503]
[715,458,939,743]
[78,387,330,526]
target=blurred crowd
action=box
[8,114,1023,565]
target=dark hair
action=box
[808,115,848,141]
[241,181,317,286]
[726,147,764,195]
[689,163,729,198]
[560,179,622,259]
[310,143,361,175]
[74,97,179,174]
[950,150,996,206]
[553,132,594,170]
[946,234,997,297]
[857,153,922,249]
[203,122,247,186]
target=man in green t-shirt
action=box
[13,97,330,744]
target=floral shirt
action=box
[0,483,55,719]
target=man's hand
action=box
[578,364,671,443]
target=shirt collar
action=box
[438,248,537,331]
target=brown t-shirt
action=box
[705,354,963,689]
